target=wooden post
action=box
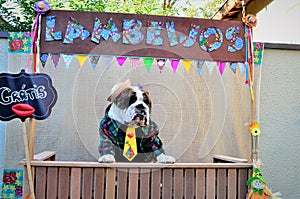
[29,118,35,160]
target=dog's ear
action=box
[142,90,152,112]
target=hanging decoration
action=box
[129,58,140,69]
[8,32,31,54]
[102,56,114,69]
[116,57,127,67]
[143,58,154,72]
[182,60,192,73]
[76,55,87,67]
[40,53,49,67]
[89,55,100,70]
[217,62,226,76]
[62,54,73,69]
[254,42,265,66]
[196,60,205,75]
[31,0,50,73]
[230,62,237,73]
[206,61,216,75]
[170,59,180,73]
[156,59,167,73]
[50,54,60,68]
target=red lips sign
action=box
[0,70,57,121]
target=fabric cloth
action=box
[98,104,164,162]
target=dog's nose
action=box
[136,104,145,110]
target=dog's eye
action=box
[143,93,150,106]
[129,92,137,105]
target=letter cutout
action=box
[45,16,62,41]
[179,24,200,47]
[91,17,121,44]
[166,21,179,47]
[123,19,144,45]
[63,17,90,44]
[226,26,244,52]
[199,27,223,52]
[146,21,164,45]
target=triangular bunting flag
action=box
[77,55,87,67]
[170,59,180,73]
[102,56,114,69]
[40,53,49,67]
[217,62,226,75]
[156,59,167,73]
[230,63,237,73]
[238,62,245,75]
[143,58,154,72]
[182,59,192,73]
[253,42,264,66]
[63,54,73,69]
[196,60,204,75]
[50,54,60,68]
[89,55,100,70]
[129,58,140,69]
[206,61,216,75]
[116,57,127,67]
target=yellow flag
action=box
[182,59,192,72]
[77,55,87,67]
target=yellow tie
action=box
[123,127,137,161]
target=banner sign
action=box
[41,10,245,62]
[0,70,57,121]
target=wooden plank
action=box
[184,169,195,199]
[47,167,58,199]
[58,167,70,199]
[70,168,81,199]
[206,169,216,199]
[227,169,237,199]
[139,169,150,199]
[238,169,248,199]
[217,169,226,199]
[106,168,116,199]
[195,169,205,199]
[26,161,252,169]
[82,168,93,199]
[128,168,139,199]
[173,169,183,199]
[117,168,128,199]
[94,168,105,199]
[35,167,47,199]
[151,169,161,199]
[162,168,172,199]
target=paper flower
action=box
[248,121,261,137]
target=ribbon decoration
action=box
[27,1,50,73]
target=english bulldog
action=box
[98,80,175,163]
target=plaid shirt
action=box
[98,104,164,162]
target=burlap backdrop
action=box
[4,53,259,168]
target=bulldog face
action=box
[111,86,151,128]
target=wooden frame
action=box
[21,151,252,199]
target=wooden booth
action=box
[5,7,260,199]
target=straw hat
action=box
[107,79,131,102]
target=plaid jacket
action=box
[98,104,165,162]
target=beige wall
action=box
[260,47,300,198]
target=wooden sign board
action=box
[41,10,245,62]
[0,70,57,121]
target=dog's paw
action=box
[98,154,115,163]
[156,154,175,163]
